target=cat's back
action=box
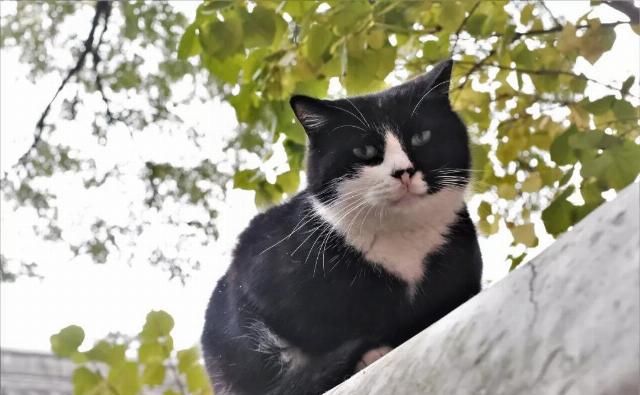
[231,191,311,260]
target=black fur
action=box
[201,60,483,395]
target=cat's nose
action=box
[391,167,416,179]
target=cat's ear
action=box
[409,58,453,98]
[290,95,330,134]
[426,58,453,96]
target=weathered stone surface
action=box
[328,184,639,395]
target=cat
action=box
[201,59,483,395]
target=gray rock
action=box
[327,184,640,395]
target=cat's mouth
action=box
[389,186,428,206]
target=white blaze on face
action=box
[310,129,466,290]
[383,132,412,171]
[339,132,428,207]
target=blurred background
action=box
[1,1,638,394]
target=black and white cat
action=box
[201,59,483,395]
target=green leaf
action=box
[332,2,371,35]
[580,179,604,206]
[478,201,492,218]
[233,169,260,190]
[276,169,300,195]
[520,4,534,25]
[579,21,616,64]
[621,76,635,94]
[542,186,576,236]
[497,183,517,199]
[178,24,202,60]
[510,223,538,247]
[255,181,283,208]
[582,141,640,189]
[242,6,277,48]
[203,53,243,84]
[141,310,174,340]
[367,29,386,50]
[478,215,500,236]
[440,1,465,30]
[303,24,333,66]
[508,252,527,271]
[51,325,85,357]
[85,340,126,366]
[199,12,244,59]
[142,362,166,386]
[550,126,578,165]
[466,14,489,36]
[470,143,490,175]
[72,367,103,395]
[612,99,637,120]
[521,173,543,193]
[185,364,210,393]
[108,361,141,395]
[344,54,378,94]
[177,347,200,374]
[139,341,169,364]
[581,95,614,115]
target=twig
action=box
[511,20,630,40]
[456,61,639,99]
[538,0,561,28]
[12,0,111,169]
[91,1,115,123]
[452,48,496,95]
[451,0,482,55]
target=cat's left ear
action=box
[290,95,330,134]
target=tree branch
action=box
[451,1,482,55]
[456,61,639,98]
[602,0,639,24]
[538,0,562,28]
[510,20,631,40]
[91,1,115,124]
[13,0,111,169]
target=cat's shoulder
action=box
[233,191,311,251]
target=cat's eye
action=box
[411,130,432,146]
[353,145,378,160]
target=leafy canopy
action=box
[181,0,640,269]
[50,310,213,395]
[1,0,639,279]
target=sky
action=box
[1,1,639,353]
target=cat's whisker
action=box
[345,98,371,129]
[329,124,368,134]
[305,196,366,271]
[260,187,370,256]
[358,204,376,236]
[326,103,368,129]
[410,79,451,118]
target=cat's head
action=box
[290,59,470,213]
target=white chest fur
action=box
[311,188,465,287]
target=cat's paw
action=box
[355,346,393,371]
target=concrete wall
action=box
[328,184,640,395]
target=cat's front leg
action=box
[355,345,393,371]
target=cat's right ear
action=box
[290,95,330,134]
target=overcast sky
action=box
[1,1,638,353]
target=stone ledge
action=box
[327,183,640,395]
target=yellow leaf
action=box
[521,173,542,193]
[510,223,538,247]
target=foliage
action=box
[180,0,640,268]
[1,0,639,279]
[50,310,213,395]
